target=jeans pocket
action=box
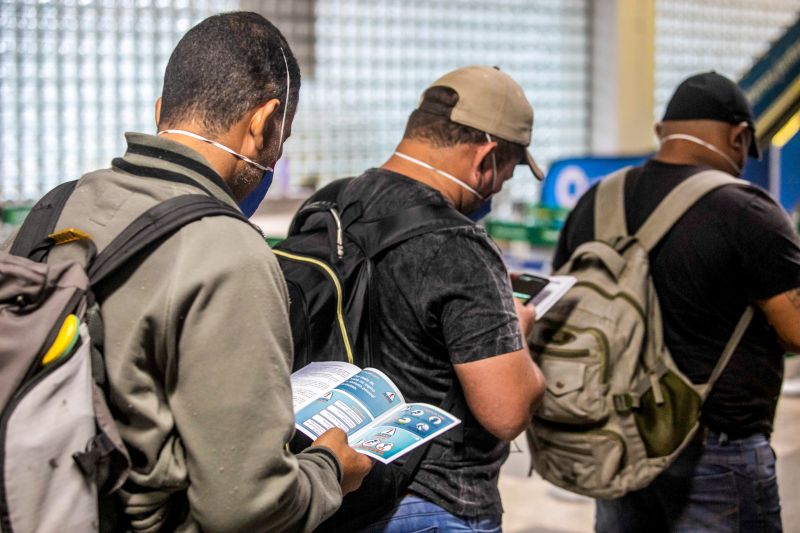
[676,470,739,533]
[754,443,782,529]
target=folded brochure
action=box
[291,361,460,464]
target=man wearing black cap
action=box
[553,71,800,531]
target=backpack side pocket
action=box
[3,325,97,533]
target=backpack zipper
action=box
[328,208,345,259]
[572,281,647,323]
[272,249,354,364]
[558,325,610,384]
[534,322,611,383]
[534,428,627,458]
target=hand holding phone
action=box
[511,273,550,305]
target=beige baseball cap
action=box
[418,65,544,180]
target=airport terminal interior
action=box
[1,1,800,532]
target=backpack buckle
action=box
[49,228,93,246]
[613,393,639,414]
[47,228,98,264]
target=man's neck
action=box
[157,122,244,184]
[381,139,472,210]
[653,141,730,173]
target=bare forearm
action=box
[759,287,800,354]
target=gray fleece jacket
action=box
[42,132,342,532]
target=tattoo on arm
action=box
[788,288,800,310]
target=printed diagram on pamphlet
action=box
[291,362,460,464]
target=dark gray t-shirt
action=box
[346,168,524,518]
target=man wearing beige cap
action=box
[329,66,546,531]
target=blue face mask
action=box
[238,170,274,218]
[467,198,493,222]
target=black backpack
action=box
[274,176,472,370]
[274,176,470,530]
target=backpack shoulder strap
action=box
[348,204,473,259]
[635,170,747,252]
[88,194,254,287]
[288,178,354,236]
[635,169,752,395]
[594,167,632,243]
[699,305,754,400]
[9,180,78,259]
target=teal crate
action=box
[1,205,32,226]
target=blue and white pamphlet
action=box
[291,361,460,464]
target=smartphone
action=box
[511,273,550,304]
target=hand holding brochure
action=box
[291,362,460,464]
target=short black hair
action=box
[159,11,300,136]
[403,86,525,169]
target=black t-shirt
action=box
[553,159,800,437]
[345,168,523,518]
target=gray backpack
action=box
[0,181,252,532]
[526,168,754,499]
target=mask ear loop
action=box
[393,151,484,199]
[157,129,272,173]
[485,132,498,196]
[660,133,742,175]
[277,46,290,150]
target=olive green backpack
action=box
[526,167,754,499]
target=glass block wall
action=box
[4,1,799,204]
[0,0,590,206]
[0,0,238,201]
[288,0,590,208]
[654,0,799,121]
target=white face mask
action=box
[394,133,498,200]
[660,131,744,176]
[157,46,291,175]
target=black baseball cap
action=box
[662,71,760,159]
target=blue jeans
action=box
[595,431,782,532]
[359,494,502,533]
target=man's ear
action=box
[248,98,281,151]
[654,122,663,138]
[729,122,750,152]
[154,97,162,129]
[472,140,497,177]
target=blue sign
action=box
[740,19,800,121]
[541,154,775,210]
[781,134,800,214]
[540,155,649,209]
